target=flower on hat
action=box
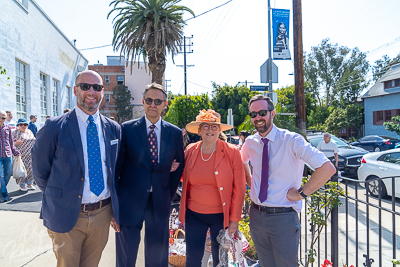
[196,109,219,123]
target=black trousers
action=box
[185,208,224,267]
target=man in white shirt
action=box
[317,133,339,167]
[241,95,335,267]
[4,111,17,131]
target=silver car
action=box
[357,148,400,198]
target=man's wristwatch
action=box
[298,186,308,198]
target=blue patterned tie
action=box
[87,115,104,196]
[149,125,158,168]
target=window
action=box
[105,95,110,103]
[66,86,71,109]
[15,60,27,119]
[381,153,400,165]
[53,80,59,116]
[40,73,48,121]
[105,75,110,84]
[396,79,400,87]
[384,80,393,89]
[385,110,392,121]
[117,76,124,85]
[377,111,383,121]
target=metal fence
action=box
[298,175,400,267]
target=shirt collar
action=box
[145,115,162,130]
[75,107,100,124]
[255,124,277,143]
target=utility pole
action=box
[164,79,171,93]
[268,0,273,94]
[293,0,306,135]
[177,35,194,95]
[238,80,254,87]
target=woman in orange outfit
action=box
[179,109,246,267]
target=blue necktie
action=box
[87,115,104,196]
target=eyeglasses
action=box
[249,110,271,118]
[77,83,104,92]
[0,117,6,120]
[19,124,28,126]
[201,124,219,131]
[144,98,165,106]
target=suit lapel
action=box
[66,110,85,174]
[137,116,153,167]
[159,120,171,163]
[214,140,225,169]
[100,115,112,172]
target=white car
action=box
[357,148,400,198]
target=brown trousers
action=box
[47,204,113,267]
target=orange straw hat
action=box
[185,109,233,134]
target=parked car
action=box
[357,148,400,198]
[227,135,240,146]
[307,134,369,178]
[350,135,400,152]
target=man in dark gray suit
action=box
[115,83,184,267]
[32,70,121,267]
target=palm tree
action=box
[108,0,195,84]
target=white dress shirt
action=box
[317,141,339,158]
[241,124,329,212]
[145,115,162,192]
[75,107,110,204]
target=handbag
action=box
[12,155,27,179]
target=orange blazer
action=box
[179,139,246,228]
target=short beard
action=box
[77,95,102,112]
[253,117,271,134]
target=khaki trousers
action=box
[47,204,113,267]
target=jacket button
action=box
[223,202,226,206]
[78,195,82,199]
[220,187,223,190]
[81,178,84,181]
[215,171,219,175]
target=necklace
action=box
[201,144,216,162]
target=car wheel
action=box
[374,146,381,152]
[366,176,387,198]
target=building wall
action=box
[0,0,87,123]
[364,93,400,138]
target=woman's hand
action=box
[15,140,23,145]
[110,218,120,232]
[228,221,239,237]
[170,159,180,172]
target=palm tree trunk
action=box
[147,36,165,85]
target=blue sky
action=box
[35,0,400,96]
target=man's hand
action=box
[286,187,302,202]
[111,218,120,232]
[15,140,23,145]
[170,159,180,172]
[228,221,239,237]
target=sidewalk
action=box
[0,210,144,267]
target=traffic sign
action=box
[260,58,278,83]
[250,85,269,91]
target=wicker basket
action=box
[169,229,186,266]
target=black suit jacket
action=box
[116,116,184,227]
[32,110,121,233]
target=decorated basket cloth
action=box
[168,229,186,267]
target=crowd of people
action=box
[0,70,336,267]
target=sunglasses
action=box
[77,83,104,92]
[19,124,28,126]
[201,124,219,131]
[0,117,6,120]
[249,110,271,118]
[144,98,165,106]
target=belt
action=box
[81,197,111,212]
[251,202,295,213]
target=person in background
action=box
[4,111,17,132]
[241,95,335,267]
[218,132,227,142]
[179,109,246,267]
[317,132,339,169]
[28,115,38,137]
[12,118,36,191]
[0,110,20,202]
[238,130,250,149]
[63,108,71,114]
[32,70,121,266]
[182,128,190,148]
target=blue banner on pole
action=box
[272,9,291,60]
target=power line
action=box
[187,80,213,90]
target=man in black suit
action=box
[32,70,121,266]
[114,83,184,266]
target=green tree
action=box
[304,38,369,107]
[384,115,400,136]
[164,94,211,129]
[211,82,257,133]
[0,66,10,86]
[112,85,134,123]
[108,0,195,84]
[307,105,330,130]
[372,53,400,82]
[325,104,363,137]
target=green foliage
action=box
[325,104,363,137]
[384,115,400,136]
[392,259,400,265]
[307,105,330,130]
[211,82,257,133]
[112,85,134,123]
[164,94,211,129]
[239,190,257,260]
[372,54,400,82]
[0,66,10,86]
[108,0,195,84]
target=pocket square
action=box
[111,139,118,145]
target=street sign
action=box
[250,85,269,91]
[260,58,278,84]
[261,92,278,104]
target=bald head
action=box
[75,70,103,85]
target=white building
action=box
[0,0,87,122]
